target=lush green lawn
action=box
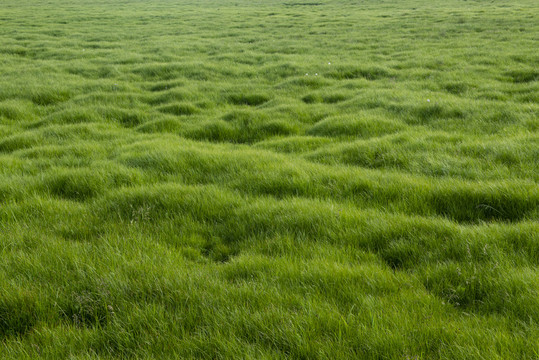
[0,0,538,358]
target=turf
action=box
[0,0,538,358]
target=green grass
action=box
[0,0,538,358]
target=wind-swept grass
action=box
[0,0,538,358]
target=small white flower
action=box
[305,73,308,76]
[315,73,318,76]
[328,62,331,65]
[427,99,430,102]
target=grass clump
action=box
[0,289,38,338]
[226,93,271,106]
[157,102,199,116]
[307,113,407,138]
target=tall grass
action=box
[0,0,538,358]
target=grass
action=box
[0,0,538,358]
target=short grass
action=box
[1,0,538,358]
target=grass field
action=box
[1,0,538,358]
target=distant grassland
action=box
[1,0,538,358]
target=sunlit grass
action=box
[0,0,538,358]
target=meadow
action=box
[0,0,538,358]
